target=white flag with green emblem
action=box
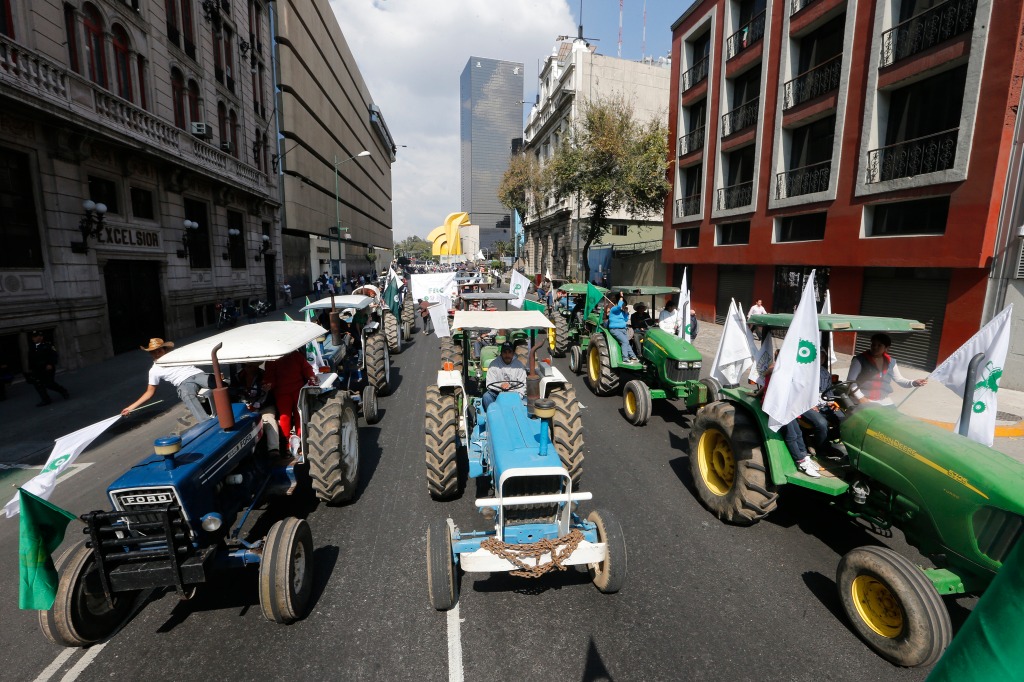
[763,270,820,431]
[930,304,1013,446]
[508,270,530,308]
[678,267,692,343]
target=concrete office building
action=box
[0,0,280,372]
[274,0,395,290]
[460,56,523,254]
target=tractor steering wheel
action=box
[486,380,525,393]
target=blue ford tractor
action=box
[39,322,361,647]
[424,310,626,609]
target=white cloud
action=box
[330,0,573,242]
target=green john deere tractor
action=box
[585,285,717,426]
[548,282,608,374]
[689,313,1024,668]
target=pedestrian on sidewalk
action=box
[122,338,213,421]
[748,299,767,341]
[27,330,70,406]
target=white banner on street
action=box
[411,273,457,304]
[763,271,821,431]
[930,303,1013,446]
[4,415,122,517]
[508,270,531,308]
[429,297,452,338]
[710,299,758,387]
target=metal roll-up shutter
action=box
[716,265,755,323]
[855,269,949,370]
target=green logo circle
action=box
[41,453,71,474]
[796,339,817,364]
[973,400,986,414]
[685,323,693,336]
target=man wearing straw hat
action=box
[122,338,214,421]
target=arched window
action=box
[1,0,15,39]
[82,3,107,88]
[262,132,269,174]
[171,68,185,128]
[187,79,200,124]
[63,3,79,72]
[111,24,132,102]
[229,109,239,157]
[136,55,148,109]
[217,101,227,146]
[181,0,194,50]
[253,126,261,170]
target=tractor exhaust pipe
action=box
[329,292,341,346]
[957,352,986,438]
[209,342,235,430]
[526,336,546,416]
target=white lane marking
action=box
[59,642,107,682]
[447,602,464,682]
[33,648,76,682]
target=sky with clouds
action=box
[330,0,689,243]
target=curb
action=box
[916,418,1024,438]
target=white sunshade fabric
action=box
[300,295,374,312]
[451,310,554,331]
[156,321,327,366]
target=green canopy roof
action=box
[558,283,608,294]
[611,285,680,295]
[748,313,926,332]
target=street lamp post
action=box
[333,150,371,275]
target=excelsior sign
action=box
[95,226,161,248]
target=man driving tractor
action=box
[481,341,527,410]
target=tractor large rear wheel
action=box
[688,401,778,525]
[306,394,359,504]
[440,337,464,374]
[425,385,461,499]
[586,332,620,396]
[547,383,584,486]
[550,312,570,357]
[365,332,391,396]
[837,546,952,667]
[383,310,402,354]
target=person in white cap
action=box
[122,338,213,421]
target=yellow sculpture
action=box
[427,212,468,255]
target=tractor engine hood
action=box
[486,393,564,473]
[642,328,702,362]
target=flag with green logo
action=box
[18,489,77,610]
[383,268,402,320]
[583,282,603,318]
[304,297,315,322]
[763,270,820,431]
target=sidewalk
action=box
[0,298,315,465]
[689,319,1024,465]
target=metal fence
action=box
[866,128,958,183]
[880,0,976,67]
[721,98,759,137]
[776,160,831,199]
[717,181,754,210]
[681,56,710,92]
[726,11,767,60]
[678,126,706,156]
[782,55,842,110]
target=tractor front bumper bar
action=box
[459,540,607,573]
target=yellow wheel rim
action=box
[851,575,904,638]
[696,430,735,496]
[588,344,601,382]
[625,389,637,416]
[548,327,556,350]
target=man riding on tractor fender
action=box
[481,341,527,410]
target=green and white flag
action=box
[508,270,530,309]
[18,489,76,610]
[383,267,402,320]
[930,304,1013,446]
[763,270,820,431]
[304,296,315,322]
[583,282,604,319]
[678,268,692,342]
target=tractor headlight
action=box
[677,361,702,369]
[201,512,223,532]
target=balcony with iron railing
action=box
[791,0,820,15]
[776,160,831,199]
[681,56,709,92]
[717,181,754,210]
[675,193,702,218]
[783,55,842,110]
[880,0,976,68]
[726,11,766,60]
[721,98,759,137]
[866,128,958,183]
[678,126,706,156]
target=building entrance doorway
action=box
[104,260,165,354]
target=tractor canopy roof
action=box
[558,283,608,295]
[156,321,326,366]
[748,313,925,332]
[461,292,517,300]
[300,294,374,312]
[611,285,680,296]
[451,310,554,331]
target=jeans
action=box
[481,390,498,411]
[609,327,637,361]
[801,409,830,449]
[779,420,809,462]
[422,315,433,334]
[177,373,214,422]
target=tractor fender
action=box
[594,328,624,368]
[713,389,801,487]
[436,370,464,390]
[539,374,568,398]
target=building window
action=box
[257,63,266,118]
[223,27,235,93]
[83,3,107,89]
[184,197,211,269]
[171,68,186,128]
[253,125,262,170]
[111,24,133,102]
[0,147,44,268]
[675,227,700,248]
[88,176,120,214]
[63,4,78,72]
[777,212,827,242]
[612,225,627,237]
[227,210,246,269]
[137,55,148,109]
[188,79,200,124]
[217,101,227,145]
[0,0,14,39]
[166,0,179,45]
[719,145,755,210]
[869,197,950,237]
[213,26,223,83]
[717,221,750,245]
[778,115,835,199]
[773,266,830,314]
[181,0,195,58]
[130,186,154,220]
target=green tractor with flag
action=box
[688,274,1024,667]
[547,282,609,374]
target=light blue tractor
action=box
[424,310,627,610]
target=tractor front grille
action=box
[111,487,189,535]
[666,363,701,384]
[501,475,563,525]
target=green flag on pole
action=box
[304,296,315,322]
[19,488,76,610]
[583,282,603,318]
[523,299,546,313]
[283,312,294,321]
[383,273,402,320]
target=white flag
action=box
[411,272,457,304]
[710,299,758,387]
[678,267,691,342]
[822,290,838,364]
[763,271,821,431]
[429,297,452,338]
[750,334,774,386]
[545,267,552,281]
[4,415,121,517]
[930,304,1013,446]
[508,270,530,308]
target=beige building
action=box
[522,38,670,282]
[273,0,395,290]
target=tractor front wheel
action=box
[568,345,582,374]
[688,401,778,525]
[259,517,314,624]
[426,519,458,610]
[698,376,722,407]
[586,333,620,396]
[837,546,952,667]
[425,385,461,499]
[550,312,570,357]
[361,384,380,425]
[622,380,652,426]
[40,541,139,647]
[365,332,391,396]
[588,509,627,594]
[306,394,360,504]
[548,383,584,486]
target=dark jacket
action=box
[28,341,59,374]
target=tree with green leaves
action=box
[498,152,544,223]
[395,235,433,261]
[544,96,671,283]
[490,240,511,258]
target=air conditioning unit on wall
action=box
[220,142,233,153]
[190,122,211,138]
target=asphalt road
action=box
[0,327,971,681]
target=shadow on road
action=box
[581,635,616,681]
[470,567,592,597]
[354,425,383,499]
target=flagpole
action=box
[126,400,163,413]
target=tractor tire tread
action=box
[425,386,461,499]
[547,383,584,487]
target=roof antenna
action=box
[642,0,647,60]
[618,0,623,58]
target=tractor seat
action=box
[480,345,500,370]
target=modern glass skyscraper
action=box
[460,56,524,253]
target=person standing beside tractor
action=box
[481,341,527,411]
[122,338,213,421]
[847,333,927,406]
[608,293,639,362]
[27,330,70,406]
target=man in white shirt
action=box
[658,301,680,334]
[122,338,213,421]
[748,299,767,340]
[482,342,527,411]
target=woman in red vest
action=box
[846,333,927,406]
